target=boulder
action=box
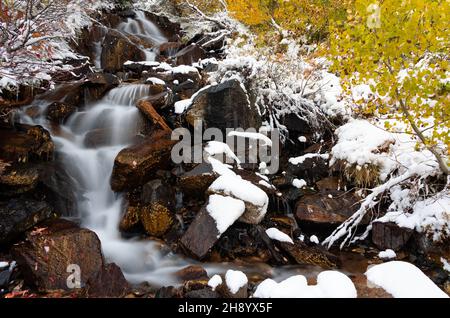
[11,219,104,291]
[45,102,76,123]
[295,191,362,226]
[0,124,54,163]
[180,208,220,259]
[185,79,261,132]
[175,265,208,281]
[371,221,413,251]
[85,263,130,298]
[100,30,146,73]
[174,44,206,65]
[141,179,176,209]
[277,241,337,269]
[0,165,39,197]
[0,196,55,244]
[119,205,141,233]
[85,73,120,100]
[110,131,176,192]
[136,100,171,132]
[178,163,217,200]
[140,202,174,237]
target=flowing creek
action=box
[19,10,374,290]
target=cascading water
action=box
[118,10,168,61]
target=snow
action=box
[206,194,246,237]
[292,178,307,189]
[378,249,396,259]
[0,261,9,269]
[174,84,213,114]
[298,136,307,143]
[208,274,223,291]
[365,261,449,298]
[299,234,305,242]
[441,258,450,273]
[309,235,319,244]
[258,180,275,189]
[171,65,199,75]
[145,77,165,85]
[209,174,269,222]
[330,119,395,170]
[204,141,241,165]
[253,271,357,298]
[225,270,248,294]
[227,131,272,147]
[265,228,294,244]
[289,153,329,165]
[376,194,450,241]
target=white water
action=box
[118,10,168,62]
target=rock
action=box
[178,163,216,200]
[316,176,344,192]
[141,179,176,209]
[185,79,261,132]
[119,206,141,233]
[175,265,208,281]
[295,191,362,226]
[45,102,76,123]
[371,221,413,251]
[100,30,146,73]
[85,263,130,298]
[159,42,182,57]
[24,106,42,119]
[286,152,329,185]
[180,208,220,259]
[11,219,104,291]
[0,166,39,197]
[185,288,220,298]
[216,271,248,298]
[155,286,182,298]
[85,73,120,100]
[83,128,114,148]
[277,241,337,269]
[174,44,206,65]
[0,269,12,289]
[110,130,175,192]
[143,91,173,110]
[136,100,171,132]
[0,196,55,244]
[0,124,54,163]
[140,202,174,237]
[351,274,393,298]
[37,81,85,108]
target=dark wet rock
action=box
[174,44,206,66]
[85,73,120,100]
[371,221,413,251]
[140,202,174,237]
[155,286,182,298]
[286,153,329,185]
[141,179,176,209]
[11,219,104,291]
[178,163,216,200]
[101,30,146,73]
[159,42,182,57]
[85,263,130,298]
[45,102,76,123]
[0,196,55,244]
[185,79,261,132]
[37,82,85,108]
[176,265,208,281]
[277,241,337,269]
[185,288,220,298]
[111,131,175,192]
[119,205,141,233]
[180,208,220,260]
[295,191,362,226]
[0,165,39,197]
[0,124,54,163]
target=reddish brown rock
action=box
[178,163,217,199]
[110,131,176,192]
[0,166,39,197]
[119,205,141,233]
[175,265,208,281]
[136,100,171,132]
[11,219,104,291]
[180,208,220,260]
[85,263,130,298]
[372,221,413,251]
[295,191,362,226]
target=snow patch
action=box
[208,274,223,291]
[206,194,246,237]
[225,270,248,294]
[378,249,396,259]
[265,228,294,244]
